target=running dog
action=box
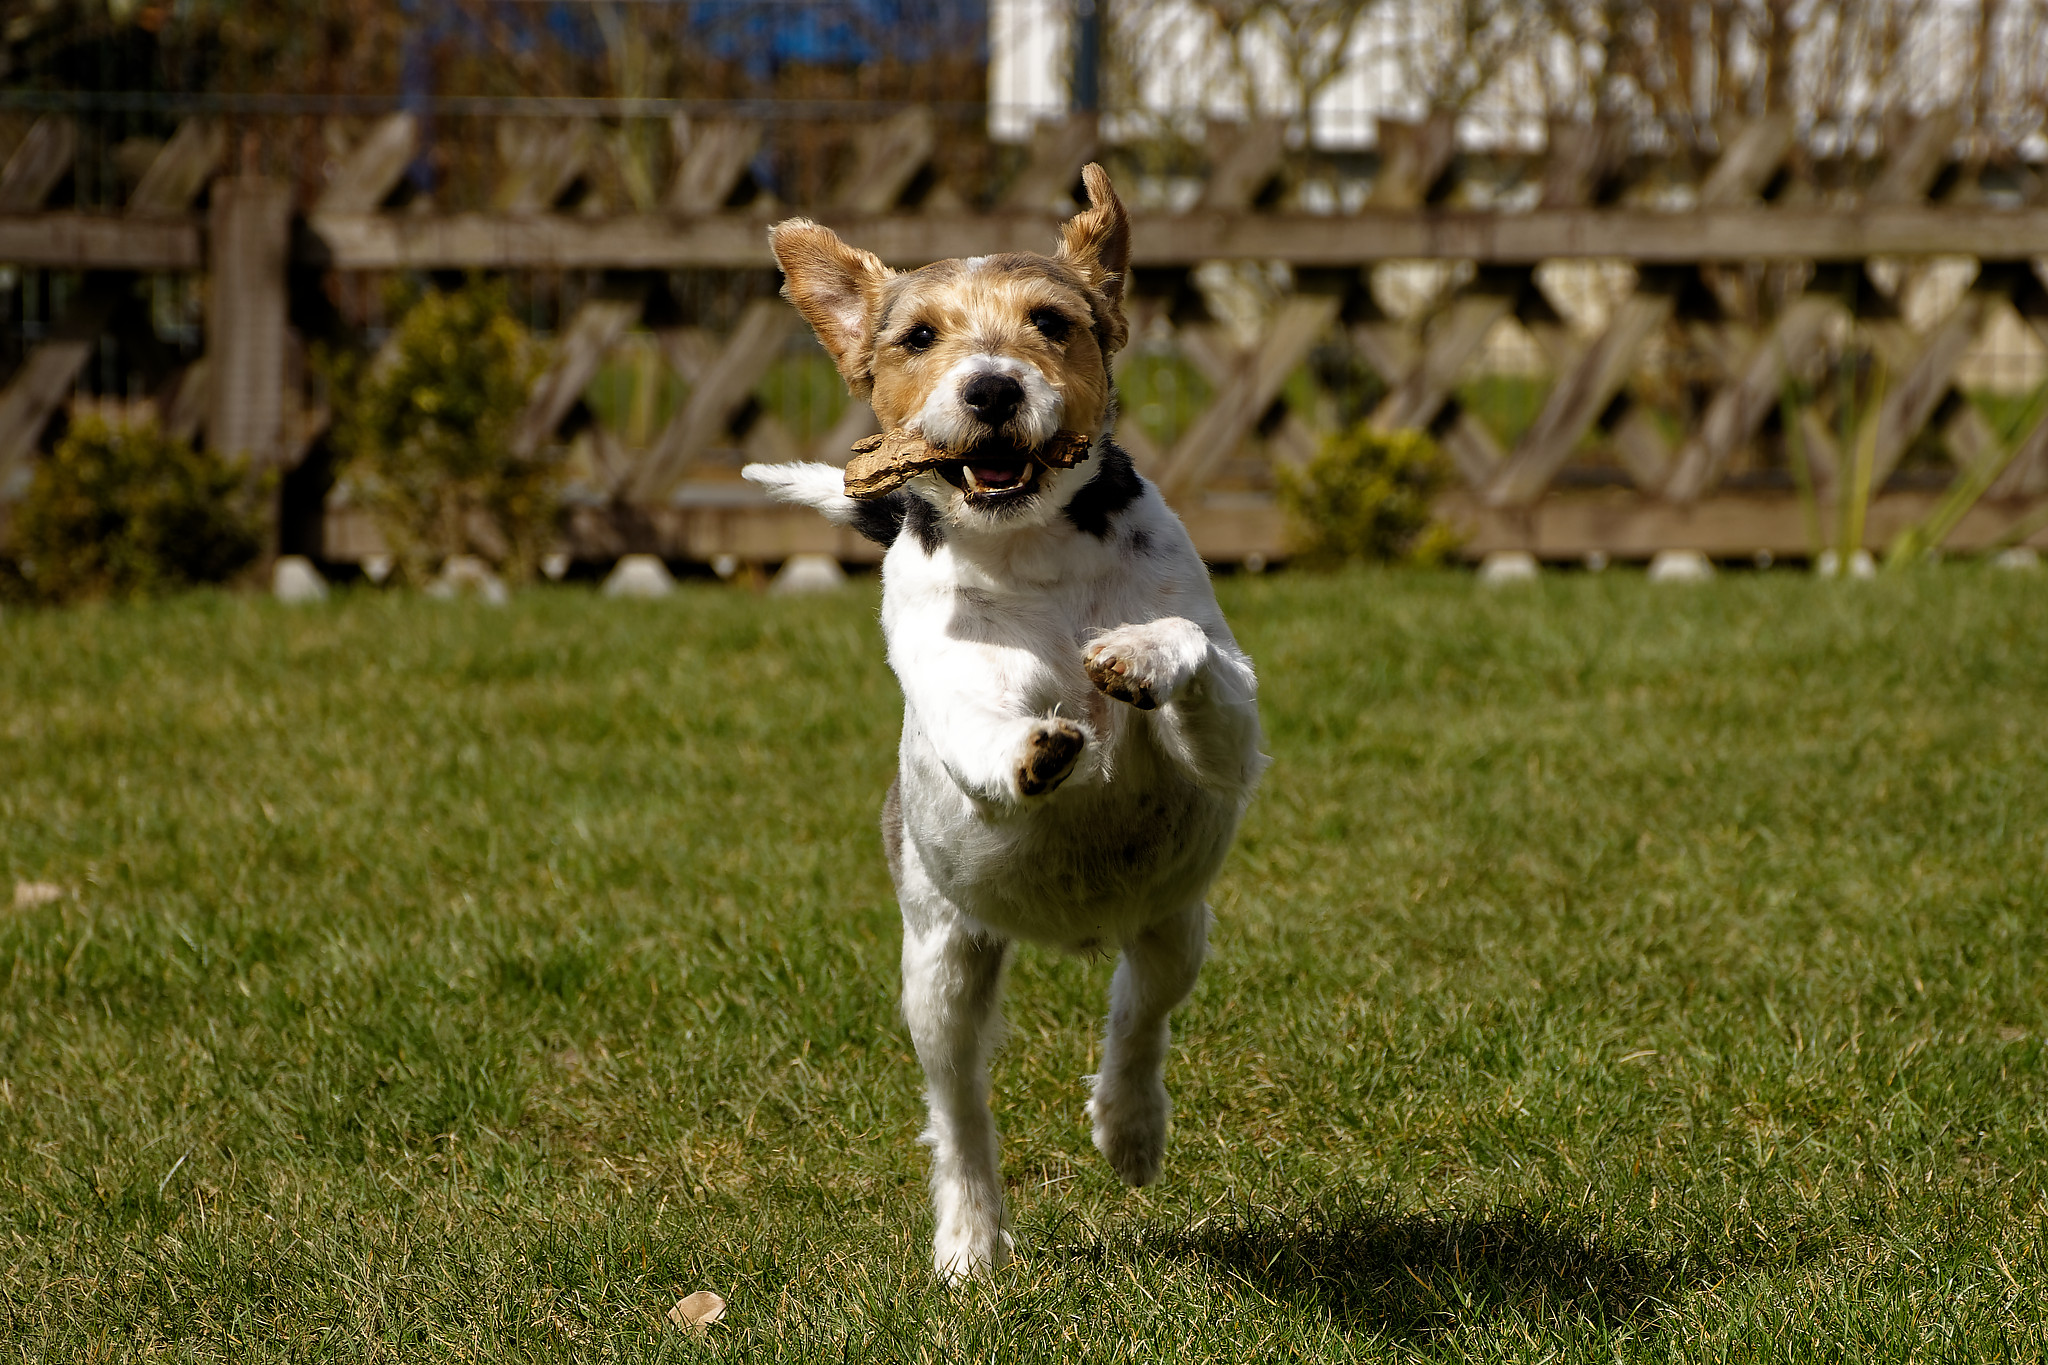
[742,165,1265,1282]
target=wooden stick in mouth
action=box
[843,429,1093,499]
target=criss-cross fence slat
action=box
[0,116,76,214]
[510,282,649,460]
[1660,114,1962,504]
[666,119,763,216]
[1478,115,1803,510]
[3,106,2048,566]
[0,119,225,504]
[127,120,226,220]
[315,113,418,216]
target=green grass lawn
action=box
[3,570,2046,1361]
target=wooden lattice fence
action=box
[4,105,2048,567]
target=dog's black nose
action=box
[961,373,1024,425]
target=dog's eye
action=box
[1028,308,1073,344]
[900,323,937,353]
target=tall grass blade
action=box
[1840,360,1883,566]
[1779,367,1823,559]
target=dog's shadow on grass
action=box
[1102,1200,1691,1340]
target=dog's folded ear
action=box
[770,220,892,398]
[1056,164,1131,355]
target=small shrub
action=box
[9,415,266,603]
[1277,423,1460,567]
[326,279,551,585]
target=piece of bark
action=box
[667,1290,726,1331]
[843,428,1092,499]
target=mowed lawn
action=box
[2,569,2046,1362]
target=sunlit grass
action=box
[2,569,2045,1360]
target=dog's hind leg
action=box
[901,893,1014,1283]
[1088,903,1209,1187]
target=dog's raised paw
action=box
[1016,719,1085,797]
[1084,645,1157,709]
[1084,620,1204,710]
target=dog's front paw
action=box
[1088,1073,1171,1187]
[1084,619,1206,711]
[1016,718,1085,797]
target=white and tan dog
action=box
[743,165,1265,1283]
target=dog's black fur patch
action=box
[1063,441,1143,538]
[904,494,947,553]
[848,492,908,547]
[848,492,947,555]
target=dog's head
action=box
[770,164,1131,528]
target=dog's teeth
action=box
[962,465,985,492]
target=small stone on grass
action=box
[770,553,847,595]
[602,554,676,599]
[272,556,328,604]
[1992,546,2039,571]
[1814,549,1876,579]
[1648,549,1715,583]
[1478,551,1539,585]
[427,556,509,605]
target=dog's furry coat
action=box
[744,166,1264,1281]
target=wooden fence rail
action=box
[4,106,2048,567]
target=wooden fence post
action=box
[206,176,292,473]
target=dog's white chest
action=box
[882,548,1256,949]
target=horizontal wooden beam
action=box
[11,204,2047,274]
[320,490,2048,567]
[0,212,202,268]
[321,495,1288,565]
[303,206,2048,270]
[1442,490,2048,558]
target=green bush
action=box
[7,415,266,603]
[1277,423,1460,567]
[326,279,551,585]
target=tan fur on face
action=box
[868,256,1112,440]
[770,165,1131,446]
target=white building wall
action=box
[990,0,2041,155]
[988,0,1071,141]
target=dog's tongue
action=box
[972,464,1022,486]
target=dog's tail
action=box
[744,461,914,550]
[742,461,861,525]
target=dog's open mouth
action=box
[937,438,1044,504]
